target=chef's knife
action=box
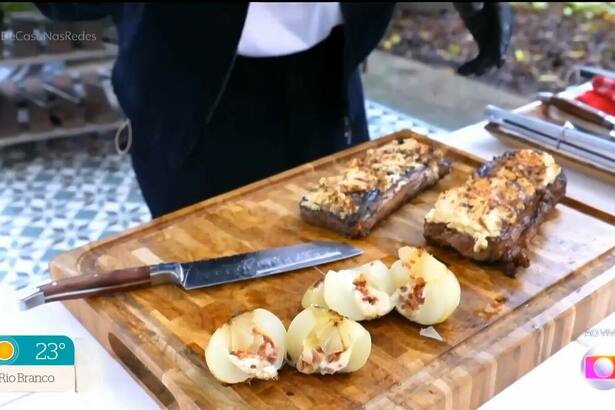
[19,241,362,310]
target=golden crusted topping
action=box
[487,150,561,188]
[469,177,532,215]
[336,167,379,192]
[426,176,529,252]
[426,149,561,252]
[302,167,376,216]
[301,138,444,217]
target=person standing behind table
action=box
[36,3,512,218]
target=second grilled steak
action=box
[424,150,566,275]
[300,138,452,238]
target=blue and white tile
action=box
[367,100,446,139]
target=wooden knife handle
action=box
[19,262,185,310]
[39,266,152,301]
[550,96,614,128]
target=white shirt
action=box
[237,2,344,57]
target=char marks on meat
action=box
[300,137,452,238]
[424,149,566,275]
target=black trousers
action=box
[132,29,369,218]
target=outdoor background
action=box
[0,2,614,288]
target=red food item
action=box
[595,87,615,103]
[400,277,426,312]
[577,91,615,116]
[592,75,615,92]
[353,275,378,305]
[230,333,277,365]
[591,75,615,104]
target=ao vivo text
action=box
[585,328,615,337]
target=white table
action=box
[2,121,615,409]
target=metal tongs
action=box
[485,105,615,172]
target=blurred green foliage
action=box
[0,3,35,13]
[513,2,615,17]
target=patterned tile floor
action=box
[0,100,444,289]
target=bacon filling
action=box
[399,277,426,312]
[228,331,279,379]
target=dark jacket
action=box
[36,3,395,167]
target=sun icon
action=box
[0,340,15,361]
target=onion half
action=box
[322,261,398,321]
[390,246,460,325]
[205,308,286,384]
[286,306,371,375]
[301,278,327,309]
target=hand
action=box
[454,2,513,76]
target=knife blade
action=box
[19,241,362,310]
[180,241,360,289]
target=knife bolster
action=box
[149,262,184,286]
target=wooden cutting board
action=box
[50,130,615,410]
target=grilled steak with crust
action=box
[424,149,566,275]
[300,138,452,238]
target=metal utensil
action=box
[485,105,615,172]
[19,241,362,310]
[537,92,615,132]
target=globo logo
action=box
[582,345,615,390]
